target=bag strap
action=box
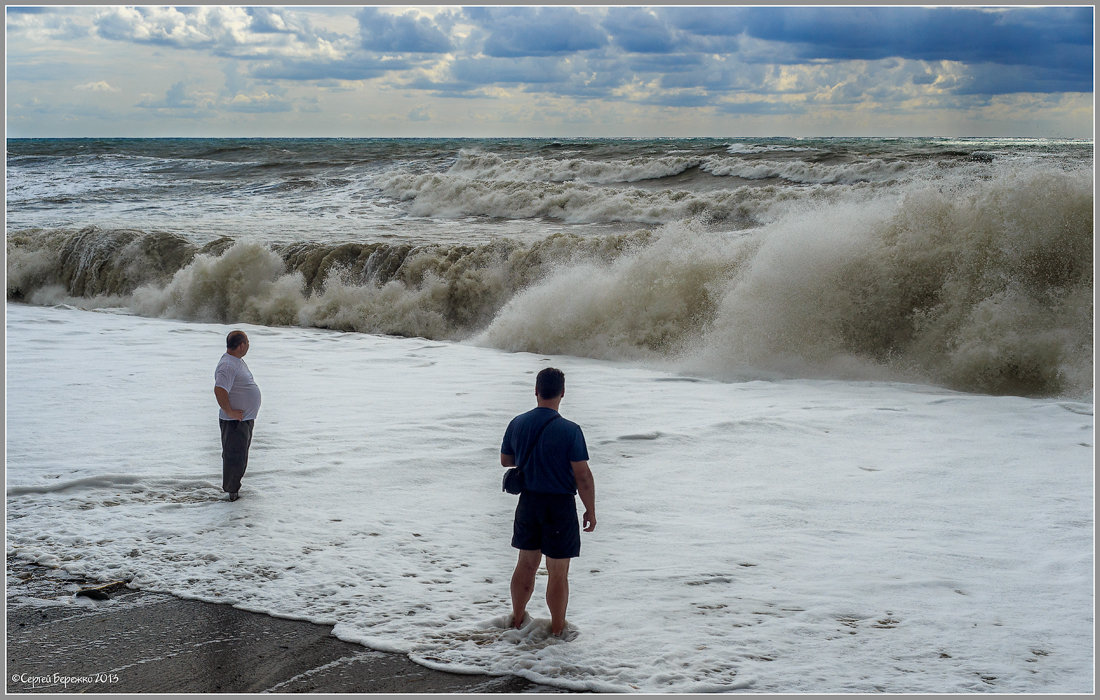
[519,414,561,469]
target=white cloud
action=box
[225,91,292,113]
[74,81,120,93]
[6,7,90,42]
[93,6,348,61]
[95,6,213,47]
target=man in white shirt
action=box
[214,330,262,502]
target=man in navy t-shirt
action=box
[500,367,596,637]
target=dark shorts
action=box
[512,491,581,559]
[220,419,254,493]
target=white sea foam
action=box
[726,142,815,154]
[375,169,761,225]
[701,155,915,184]
[5,303,1093,693]
[439,149,926,187]
[448,149,702,184]
[475,167,1093,397]
[8,161,1091,398]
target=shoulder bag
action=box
[502,414,561,494]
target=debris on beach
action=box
[75,581,129,600]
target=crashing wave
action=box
[7,166,1092,398]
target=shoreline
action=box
[5,555,565,694]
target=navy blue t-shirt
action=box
[501,406,589,495]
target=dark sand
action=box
[6,557,565,694]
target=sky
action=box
[5,4,1095,138]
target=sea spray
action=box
[475,222,750,361]
[8,226,652,337]
[474,169,1093,397]
[130,242,306,326]
[686,168,1094,396]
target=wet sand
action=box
[6,557,563,694]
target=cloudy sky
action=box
[6,4,1094,138]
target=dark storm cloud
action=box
[601,7,676,54]
[357,7,452,54]
[660,6,1091,76]
[955,63,1097,96]
[624,53,705,74]
[80,5,1093,98]
[467,6,608,57]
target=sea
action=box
[5,137,1095,693]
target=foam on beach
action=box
[5,302,1093,693]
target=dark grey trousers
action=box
[220,419,254,494]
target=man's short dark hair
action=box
[227,330,248,351]
[536,367,565,399]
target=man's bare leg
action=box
[545,556,571,636]
[510,549,542,628]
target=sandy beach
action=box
[6,556,561,694]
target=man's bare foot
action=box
[511,611,528,629]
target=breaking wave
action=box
[442,148,976,187]
[376,169,779,225]
[446,149,704,184]
[7,225,649,340]
[700,156,913,184]
[7,166,1092,398]
[373,148,1006,226]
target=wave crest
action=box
[479,167,1093,397]
[7,166,1091,398]
[449,149,703,184]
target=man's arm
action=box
[501,453,516,467]
[214,386,244,421]
[571,460,596,532]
